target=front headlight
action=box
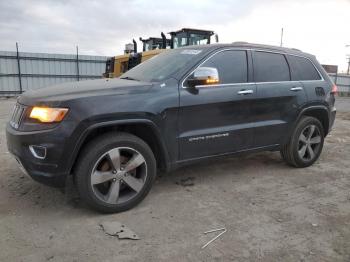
[29,107,69,123]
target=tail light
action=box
[331,84,338,95]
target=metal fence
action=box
[0,46,108,96]
[329,73,350,95]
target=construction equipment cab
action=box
[169,28,215,48]
[104,28,218,78]
[140,32,171,51]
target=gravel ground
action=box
[0,97,349,262]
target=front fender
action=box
[66,118,171,174]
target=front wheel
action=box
[75,132,156,213]
[281,116,324,168]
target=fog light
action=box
[29,145,47,159]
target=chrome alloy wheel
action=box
[90,147,147,205]
[297,125,322,162]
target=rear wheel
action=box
[75,132,156,213]
[280,116,324,168]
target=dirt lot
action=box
[0,97,349,262]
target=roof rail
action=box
[232,41,249,44]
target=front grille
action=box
[9,104,26,129]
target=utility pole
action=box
[76,45,80,81]
[346,45,350,75]
[15,42,23,93]
[280,28,284,47]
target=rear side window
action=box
[201,50,248,84]
[254,51,290,82]
[288,56,321,81]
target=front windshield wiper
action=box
[120,76,140,81]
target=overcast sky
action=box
[1,0,349,71]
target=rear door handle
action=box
[290,87,303,91]
[238,90,254,95]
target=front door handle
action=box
[238,90,254,95]
[290,87,303,92]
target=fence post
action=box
[334,72,338,85]
[16,42,23,93]
[76,45,80,81]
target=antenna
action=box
[280,28,284,47]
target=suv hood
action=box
[18,78,153,106]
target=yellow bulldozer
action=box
[104,28,218,78]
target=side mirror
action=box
[187,67,220,88]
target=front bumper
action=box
[6,123,70,187]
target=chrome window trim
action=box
[181,48,249,89]
[181,48,324,89]
[195,82,255,88]
[292,54,324,82]
[253,49,324,81]
[250,48,324,83]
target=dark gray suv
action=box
[6,43,337,213]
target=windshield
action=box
[120,48,203,82]
[189,34,210,45]
[173,32,188,48]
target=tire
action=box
[75,132,156,213]
[280,116,324,168]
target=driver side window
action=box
[201,50,248,84]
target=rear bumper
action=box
[6,123,69,188]
[329,106,336,133]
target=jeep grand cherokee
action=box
[6,43,337,213]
